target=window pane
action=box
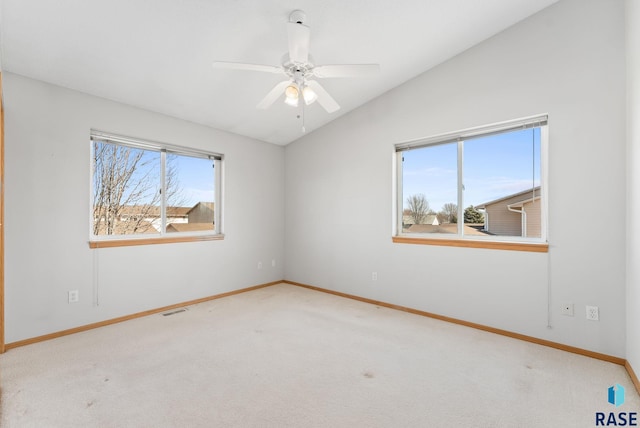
[92,141,161,235]
[165,153,215,233]
[402,142,458,234]
[464,128,541,238]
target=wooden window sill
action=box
[392,236,548,253]
[89,234,224,249]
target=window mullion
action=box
[457,140,464,237]
[541,126,549,242]
[396,153,404,235]
[213,158,220,234]
[161,150,167,235]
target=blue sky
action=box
[402,128,541,212]
[167,154,215,207]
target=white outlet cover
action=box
[586,305,599,321]
[68,290,79,303]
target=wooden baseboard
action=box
[4,280,281,351]
[625,361,640,395]
[283,280,626,366]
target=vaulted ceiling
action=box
[0,0,558,145]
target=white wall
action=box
[3,73,285,343]
[627,0,640,372]
[285,0,627,357]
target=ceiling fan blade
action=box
[287,22,310,63]
[313,64,380,78]
[212,61,283,74]
[256,81,291,109]
[306,80,340,113]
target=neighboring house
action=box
[118,205,190,229]
[475,187,541,238]
[94,205,162,235]
[164,202,215,232]
[117,205,189,223]
[424,214,439,226]
[94,205,194,235]
[167,206,191,223]
[153,206,190,231]
[187,202,214,224]
[402,213,439,227]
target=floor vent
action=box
[162,308,187,316]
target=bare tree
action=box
[164,153,188,209]
[93,142,184,235]
[406,194,430,225]
[439,202,458,224]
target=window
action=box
[90,131,223,245]
[395,115,547,248]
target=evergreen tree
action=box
[464,205,484,223]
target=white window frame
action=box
[394,115,548,244]
[89,130,224,242]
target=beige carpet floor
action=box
[0,282,638,427]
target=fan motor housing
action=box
[289,10,306,25]
[281,54,315,77]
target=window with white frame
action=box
[396,115,547,243]
[90,132,223,240]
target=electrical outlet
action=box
[257,262,262,270]
[586,305,599,321]
[372,272,378,281]
[272,259,276,267]
[68,290,79,303]
[561,303,574,316]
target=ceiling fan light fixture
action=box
[284,84,299,107]
[302,85,317,105]
[284,96,299,107]
[213,10,379,115]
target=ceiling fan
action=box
[212,10,380,114]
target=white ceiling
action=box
[0,0,558,145]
